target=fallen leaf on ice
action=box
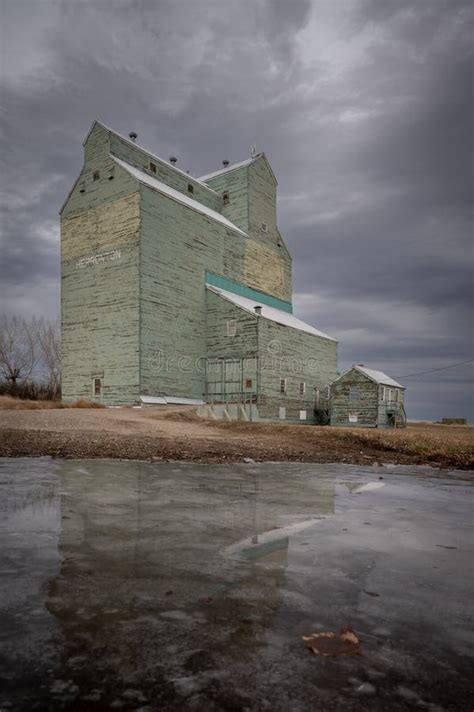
[302,628,361,656]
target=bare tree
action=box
[36,317,61,397]
[0,313,38,389]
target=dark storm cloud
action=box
[0,0,472,419]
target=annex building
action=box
[60,121,338,421]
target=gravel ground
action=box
[1,406,473,469]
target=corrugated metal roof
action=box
[206,284,336,341]
[111,156,248,237]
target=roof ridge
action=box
[332,365,404,388]
[206,284,336,342]
[199,155,262,181]
[84,120,219,196]
[111,155,247,238]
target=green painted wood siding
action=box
[61,154,140,404]
[205,291,259,399]
[330,368,406,427]
[109,133,221,213]
[205,156,292,303]
[330,369,379,427]
[204,165,250,233]
[139,185,247,399]
[257,318,338,421]
[206,290,258,358]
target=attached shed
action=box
[330,365,406,428]
[205,283,338,422]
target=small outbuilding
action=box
[330,365,406,428]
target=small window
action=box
[381,386,386,402]
[387,389,393,403]
[227,319,236,337]
[350,386,359,401]
[149,162,157,173]
[299,382,305,396]
[93,378,101,396]
[79,182,85,193]
[223,191,229,206]
[93,170,100,181]
[280,378,287,394]
[349,413,358,423]
[107,167,115,180]
[395,389,400,402]
[279,406,286,420]
[187,183,194,194]
[299,410,307,420]
[245,378,253,389]
[261,222,268,232]
[326,385,330,399]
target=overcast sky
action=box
[0,0,472,420]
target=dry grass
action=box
[214,420,474,469]
[0,395,104,410]
[340,423,474,469]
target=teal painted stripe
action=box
[206,272,293,313]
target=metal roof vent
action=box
[254,305,262,315]
[129,131,137,142]
[169,156,177,165]
[222,160,229,167]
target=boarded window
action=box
[299,410,307,420]
[245,378,253,389]
[349,413,358,423]
[299,382,305,396]
[223,191,229,206]
[149,162,157,173]
[350,386,359,401]
[227,319,236,337]
[93,170,100,181]
[381,386,386,402]
[387,389,393,403]
[187,183,194,193]
[93,378,101,396]
[279,406,286,420]
[280,378,287,394]
[395,389,400,402]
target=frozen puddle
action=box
[0,458,472,711]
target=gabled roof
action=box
[334,365,404,389]
[111,156,247,237]
[84,120,219,196]
[199,152,278,185]
[206,284,336,341]
[199,156,260,182]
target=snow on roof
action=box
[111,156,248,237]
[338,366,404,388]
[206,284,336,341]
[356,366,404,388]
[199,156,259,182]
[86,120,218,195]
